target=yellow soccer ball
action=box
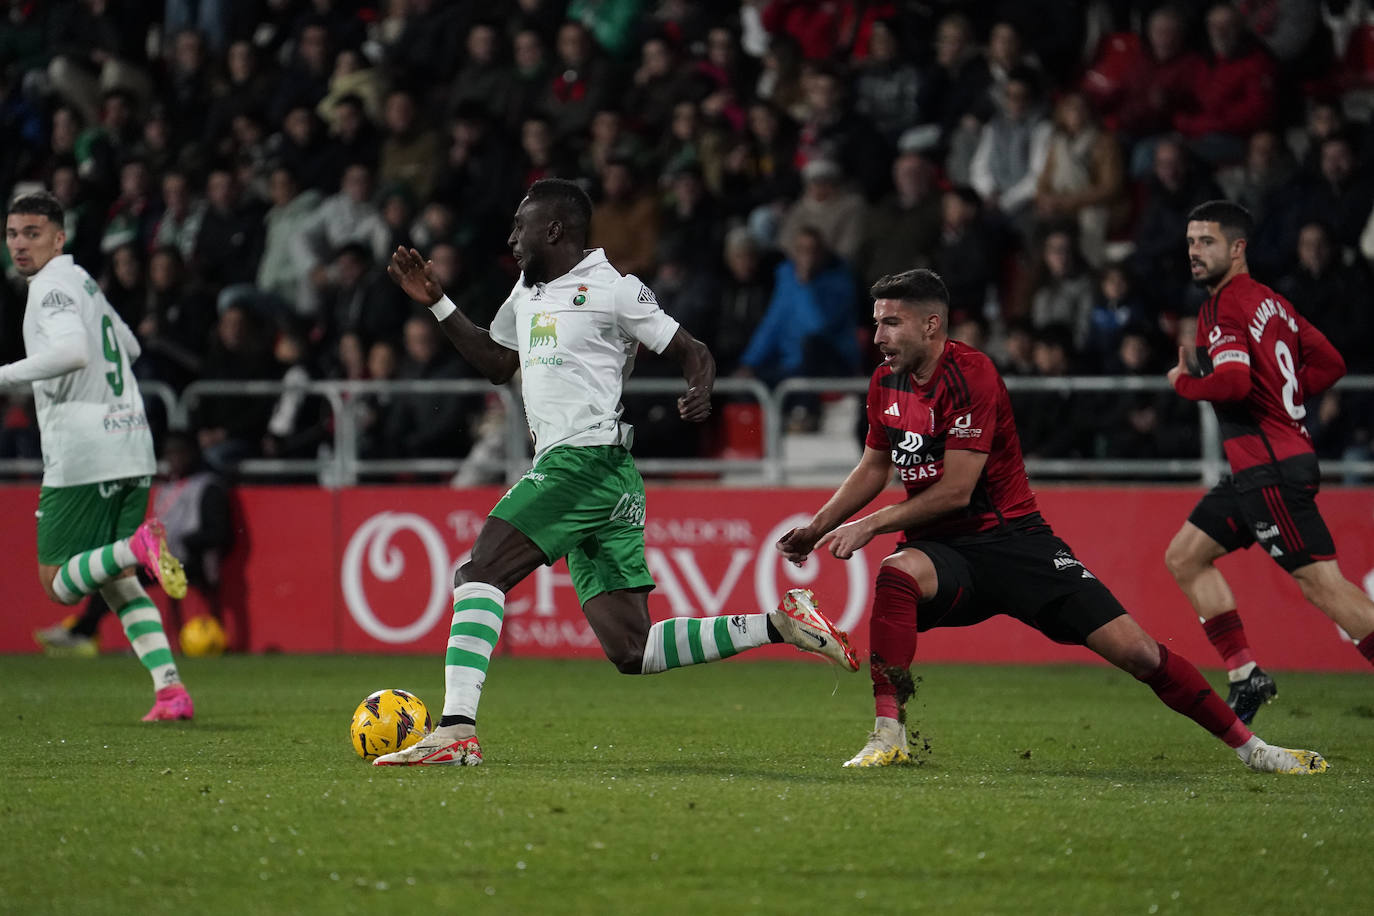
[179,615,227,657]
[349,689,432,760]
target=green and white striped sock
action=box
[641,613,773,673]
[101,578,180,689]
[443,583,506,721]
[52,539,138,604]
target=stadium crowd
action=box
[2,0,1373,474]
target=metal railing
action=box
[1,375,1371,486]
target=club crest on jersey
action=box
[573,285,588,306]
[529,311,558,347]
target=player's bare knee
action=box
[1163,537,1198,582]
[606,636,645,675]
[882,550,937,596]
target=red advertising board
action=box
[2,484,1372,670]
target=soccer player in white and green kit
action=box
[378,178,857,766]
[3,192,193,721]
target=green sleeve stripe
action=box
[686,618,706,665]
[454,596,504,619]
[450,621,500,646]
[661,618,680,669]
[445,647,493,674]
[141,647,175,670]
[713,615,738,658]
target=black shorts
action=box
[899,515,1127,646]
[1187,456,1335,573]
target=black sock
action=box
[439,715,476,728]
[69,595,110,638]
[766,617,782,644]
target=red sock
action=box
[1359,637,1374,667]
[1139,643,1252,749]
[870,566,920,719]
[1201,610,1255,670]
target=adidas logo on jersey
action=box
[884,403,901,417]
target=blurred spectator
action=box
[293,162,391,314]
[578,108,640,182]
[1084,263,1151,373]
[1302,133,1374,254]
[1173,3,1277,165]
[793,62,889,201]
[152,431,234,630]
[451,21,517,122]
[934,186,998,322]
[625,34,687,140]
[1215,128,1296,226]
[262,324,329,462]
[161,28,213,148]
[378,89,441,201]
[1281,221,1374,372]
[1025,228,1095,351]
[853,19,920,144]
[356,339,401,461]
[151,170,205,262]
[506,28,553,134]
[136,247,212,391]
[998,318,1036,376]
[384,0,468,92]
[1015,324,1093,460]
[314,242,407,350]
[914,13,991,143]
[46,0,153,126]
[659,162,723,272]
[1035,91,1124,268]
[985,21,1040,112]
[380,317,475,459]
[102,242,146,327]
[754,33,806,120]
[778,159,865,266]
[857,149,941,288]
[75,89,138,198]
[1082,5,1204,143]
[205,40,276,148]
[165,0,233,52]
[194,303,277,472]
[737,226,859,389]
[428,241,507,330]
[50,162,103,270]
[1289,99,1345,173]
[544,21,613,140]
[759,0,895,63]
[1129,137,1223,315]
[566,0,643,58]
[1099,326,1200,460]
[653,98,729,187]
[713,227,777,375]
[433,103,519,253]
[317,95,383,190]
[589,158,660,279]
[192,167,266,289]
[269,19,334,125]
[724,100,798,217]
[969,66,1052,235]
[257,166,324,314]
[270,105,332,194]
[316,47,385,128]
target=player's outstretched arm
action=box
[661,327,715,422]
[777,446,891,565]
[386,246,519,385]
[818,448,988,560]
[0,295,88,387]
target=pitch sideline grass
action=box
[3,655,1370,915]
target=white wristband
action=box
[429,295,457,321]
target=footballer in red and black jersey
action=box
[1179,274,1345,483]
[865,338,1038,540]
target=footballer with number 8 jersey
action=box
[778,268,1327,774]
[2,192,191,721]
[1164,200,1374,725]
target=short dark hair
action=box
[526,178,593,244]
[8,191,64,226]
[870,268,950,310]
[1187,200,1253,242]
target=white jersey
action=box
[489,249,679,462]
[1,255,155,486]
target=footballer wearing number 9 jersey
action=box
[1165,200,1374,726]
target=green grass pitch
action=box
[4,655,1372,915]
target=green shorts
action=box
[36,476,150,566]
[490,445,654,603]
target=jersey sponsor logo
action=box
[947,412,982,438]
[39,289,76,312]
[1255,523,1280,541]
[1052,550,1084,571]
[898,463,941,482]
[890,430,926,466]
[1209,325,1223,344]
[1211,349,1250,367]
[609,492,646,527]
[637,285,657,304]
[884,402,900,417]
[529,311,558,348]
[1248,297,1299,342]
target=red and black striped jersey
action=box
[865,339,1039,539]
[1187,274,1345,476]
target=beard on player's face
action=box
[1190,257,1228,288]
